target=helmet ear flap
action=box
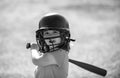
[36,30,40,39]
[58,30,70,51]
[36,34,50,53]
[36,32,39,39]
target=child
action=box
[30,13,71,78]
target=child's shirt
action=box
[31,49,69,78]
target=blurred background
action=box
[0,0,120,78]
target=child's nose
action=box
[49,39,55,43]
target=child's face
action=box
[43,30,61,46]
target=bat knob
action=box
[26,43,31,49]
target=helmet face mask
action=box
[36,13,71,53]
[43,30,61,49]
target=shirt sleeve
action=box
[31,49,57,67]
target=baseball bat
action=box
[69,59,107,76]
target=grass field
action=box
[0,0,120,78]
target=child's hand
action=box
[30,43,39,51]
[30,43,44,60]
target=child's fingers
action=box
[30,43,39,51]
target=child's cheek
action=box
[54,38,61,44]
[44,39,50,45]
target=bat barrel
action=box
[69,59,107,76]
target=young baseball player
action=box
[30,13,72,78]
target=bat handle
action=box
[26,43,31,49]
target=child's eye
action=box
[44,32,49,35]
[53,31,59,34]
[53,31,57,33]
